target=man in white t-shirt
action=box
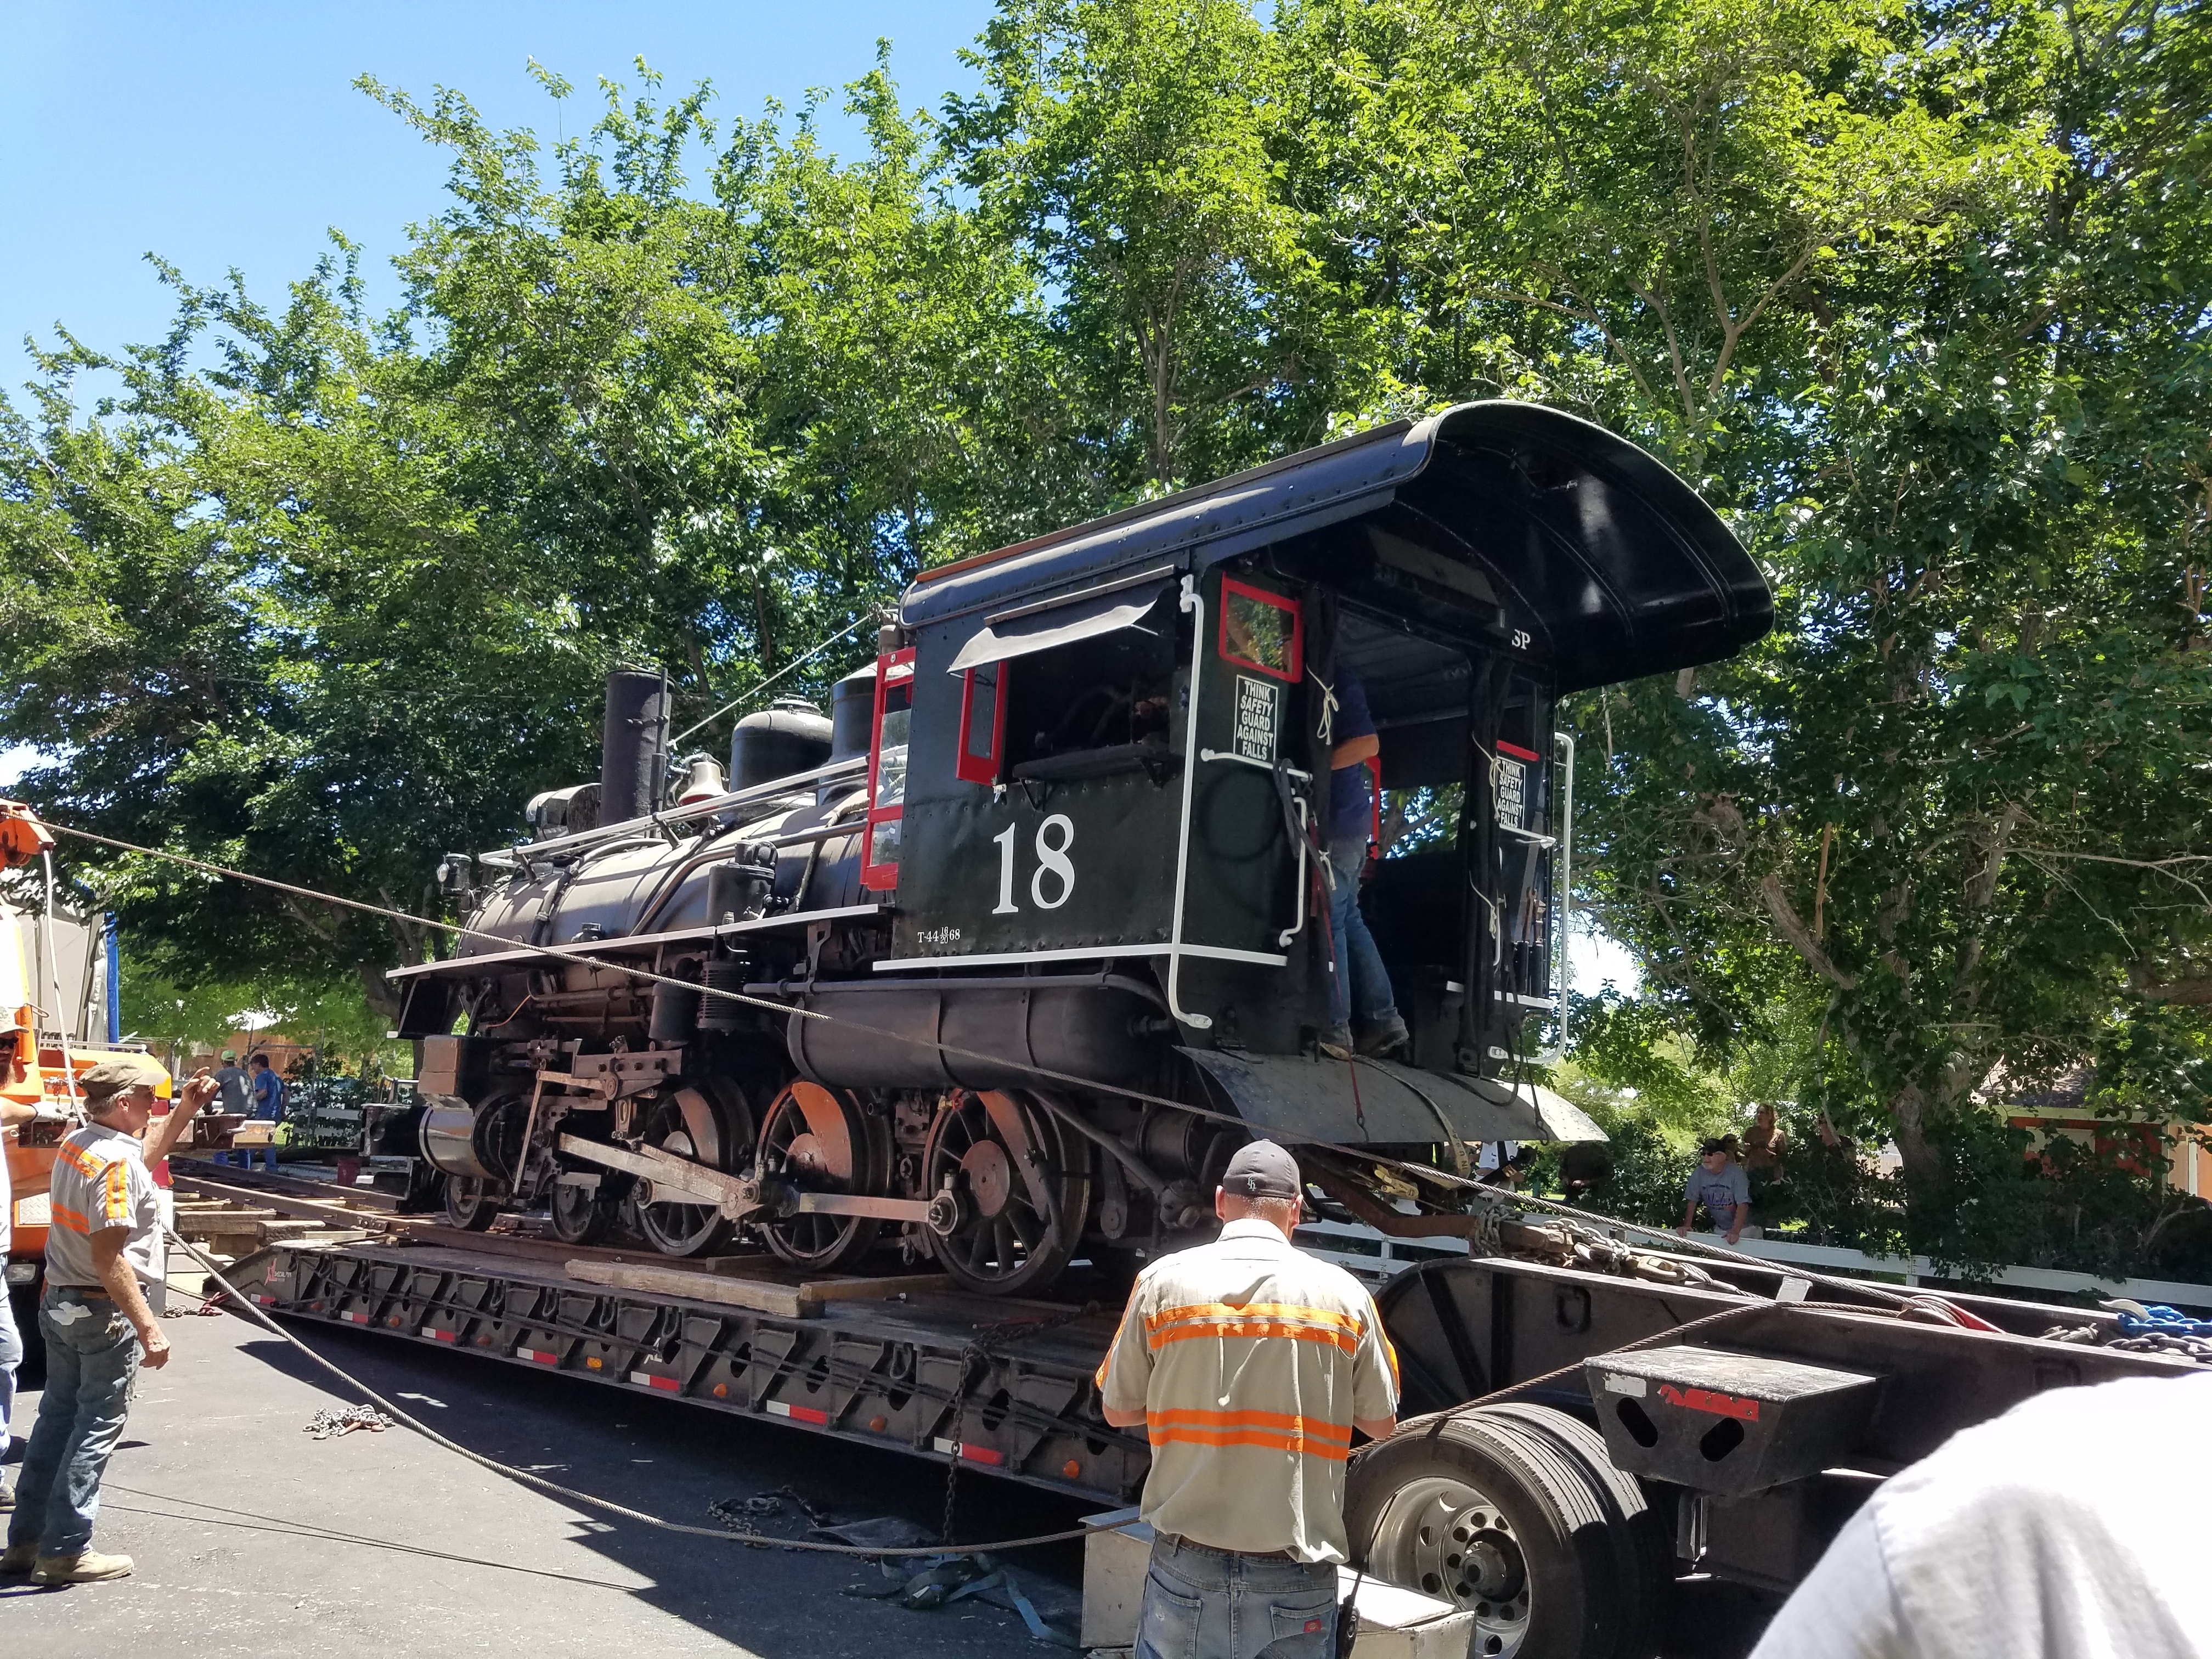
[1751,1370,2212,1658]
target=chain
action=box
[940,1303,1101,1545]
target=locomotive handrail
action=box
[1196,747,1313,782]
[385,901,893,980]
[1165,575,1214,1031]
[1540,730,1575,1065]
[478,755,870,864]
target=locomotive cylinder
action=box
[419,1098,498,1181]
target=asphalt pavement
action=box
[0,1300,1093,1657]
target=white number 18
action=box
[992,815,1076,915]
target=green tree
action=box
[946,0,1339,489]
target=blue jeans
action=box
[1138,1536,1340,1659]
[6,1287,141,1558]
[0,1284,20,1458]
[1327,836,1396,1029]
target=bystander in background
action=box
[244,1053,285,1175]
[1680,1138,1750,1246]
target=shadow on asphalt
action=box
[215,1319,1092,1657]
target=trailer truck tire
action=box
[1482,1403,1671,1646]
[1346,1406,1662,1659]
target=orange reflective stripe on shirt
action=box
[1146,1408,1356,1462]
[57,1139,102,1178]
[1151,1319,1359,1357]
[1145,1301,1362,1335]
[49,1203,90,1234]
[1145,1302,1366,1357]
[103,1161,131,1223]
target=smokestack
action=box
[600,668,669,826]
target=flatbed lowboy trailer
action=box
[219,1229,2205,1659]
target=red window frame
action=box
[1217,577,1304,684]
[955,661,1007,786]
[860,647,916,892]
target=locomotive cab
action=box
[859,401,1768,1152]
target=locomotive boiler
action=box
[387,402,1771,1295]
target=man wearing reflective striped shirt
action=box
[3,1054,213,1584]
[1098,1141,1398,1659]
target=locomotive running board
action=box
[1183,1049,1606,1146]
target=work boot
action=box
[1318,1024,1356,1060]
[36,1549,134,1583]
[0,1544,36,1576]
[0,1480,13,1510]
[1356,1011,1410,1058]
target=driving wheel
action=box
[549,1168,625,1245]
[634,1081,754,1257]
[443,1175,499,1232]
[754,1081,890,1273]
[921,1090,1091,1296]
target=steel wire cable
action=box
[54,817,1933,1313]
[670,617,873,746]
[163,1225,1138,1558]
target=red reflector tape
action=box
[931,1436,1001,1465]
[421,1326,456,1343]
[1657,1382,1762,1422]
[768,1401,828,1425]
[628,1371,680,1393]
[516,1346,559,1365]
[340,1311,369,1325]
[251,1294,276,1306]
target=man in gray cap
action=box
[1096,1139,1399,1659]
[2,1054,215,1584]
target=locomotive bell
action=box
[674,753,726,804]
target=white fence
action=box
[1294,1215,2212,1312]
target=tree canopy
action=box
[2,0,2205,1261]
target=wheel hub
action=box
[1369,1478,1532,1656]
[785,1130,834,1182]
[961,1139,1013,1219]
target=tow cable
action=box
[164,1224,1141,1561]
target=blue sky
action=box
[0,2,1645,995]
[1,2,996,389]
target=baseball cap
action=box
[81,1053,173,1101]
[1221,1139,1302,1200]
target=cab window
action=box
[861,648,915,889]
[1219,578,1302,682]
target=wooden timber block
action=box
[562,1257,822,1319]
[796,1271,953,1304]
[256,1219,340,1243]
[177,1214,277,1239]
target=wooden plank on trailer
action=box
[797,1272,955,1304]
[562,1258,822,1319]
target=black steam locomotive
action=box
[388,402,1770,1295]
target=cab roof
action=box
[901,401,1772,693]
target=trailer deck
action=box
[210,1199,2208,1658]
[219,1234,1148,1505]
